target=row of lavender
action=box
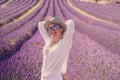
[0,0,41,37]
[0,0,33,15]
[0,0,43,61]
[0,0,8,5]
[71,0,120,24]
[0,0,120,80]
[0,0,53,79]
[62,1,120,32]
[59,0,120,79]
[0,0,38,27]
[63,0,120,54]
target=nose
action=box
[50,29,54,34]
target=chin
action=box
[50,34,56,38]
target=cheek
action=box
[56,29,61,33]
[49,30,57,36]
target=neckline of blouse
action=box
[48,38,63,49]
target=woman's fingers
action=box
[44,16,52,21]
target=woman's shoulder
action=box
[65,19,74,25]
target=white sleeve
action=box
[63,19,75,48]
[61,20,75,74]
[38,21,51,43]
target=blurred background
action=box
[0,0,120,80]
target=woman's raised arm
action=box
[63,20,75,48]
[38,21,51,43]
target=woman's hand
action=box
[43,16,52,21]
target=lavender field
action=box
[0,0,120,80]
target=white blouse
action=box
[38,20,75,78]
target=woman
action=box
[38,17,75,80]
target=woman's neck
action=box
[50,34,63,47]
[53,33,63,42]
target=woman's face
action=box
[46,23,63,38]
